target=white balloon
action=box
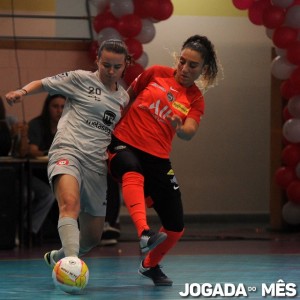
[271,56,297,80]
[136,19,156,44]
[285,5,300,29]
[110,0,134,18]
[282,201,300,225]
[136,51,149,68]
[283,118,300,143]
[288,95,300,118]
[271,0,294,8]
[97,27,121,44]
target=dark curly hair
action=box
[181,35,220,90]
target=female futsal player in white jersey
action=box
[5,39,152,269]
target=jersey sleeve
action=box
[41,71,76,97]
[130,66,156,95]
[187,93,205,124]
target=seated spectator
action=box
[0,96,27,157]
[27,94,66,241]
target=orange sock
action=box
[143,227,184,268]
[122,171,149,237]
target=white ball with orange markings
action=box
[52,256,89,294]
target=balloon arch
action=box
[88,0,300,224]
[233,0,300,225]
[88,0,173,87]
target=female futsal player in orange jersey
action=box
[108,35,220,286]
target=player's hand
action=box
[166,114,183,132]
[5,90,25,106]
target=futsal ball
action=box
[52,256,89,294]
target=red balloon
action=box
[89,40,99,61]
[287,180,300,203]
[134,0,159,18]
[272,26,298,49]
[290,67,300,89]
[283,136,292,146]
[283,105,293,121]
[124,63,144,86]
[280,79,300,100]
[152,0,173,21]
[282,144,300,167]
[290,0,300,6]
[117,14,142,38]
[275,166,296,189]
[248,0,270,25]
[280,80,292,100]
[125,38,143,60]
[93,12,118,33]
[287,41,300,65]
[262,5,285,29]
[232,0,254,10]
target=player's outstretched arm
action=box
[5,80,45,106]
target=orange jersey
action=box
[114,65,204,158]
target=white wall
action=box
[0,2,273,215]
[142,16,272,214]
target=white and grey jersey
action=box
[42,70,129,174]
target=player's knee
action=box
[59,194,80,216]
[110,151,142,179]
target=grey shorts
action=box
[47,154,107,217]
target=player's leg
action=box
[78,212,104,256]
[44,158,82,268]
[109,140,167,253]
[78,167,107,254]
[45,174,81,265]
[139,162,184,286]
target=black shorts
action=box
[108,135,184,232]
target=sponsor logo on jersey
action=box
[103,110,116,126]
[172,101,190,115]
[150,82,166,92]
[86,119,112,135]
[56,158,69,166]
[51,72,69,81]
[146,100,172,123]
[170,86,179,93]
[167,92,175,102]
